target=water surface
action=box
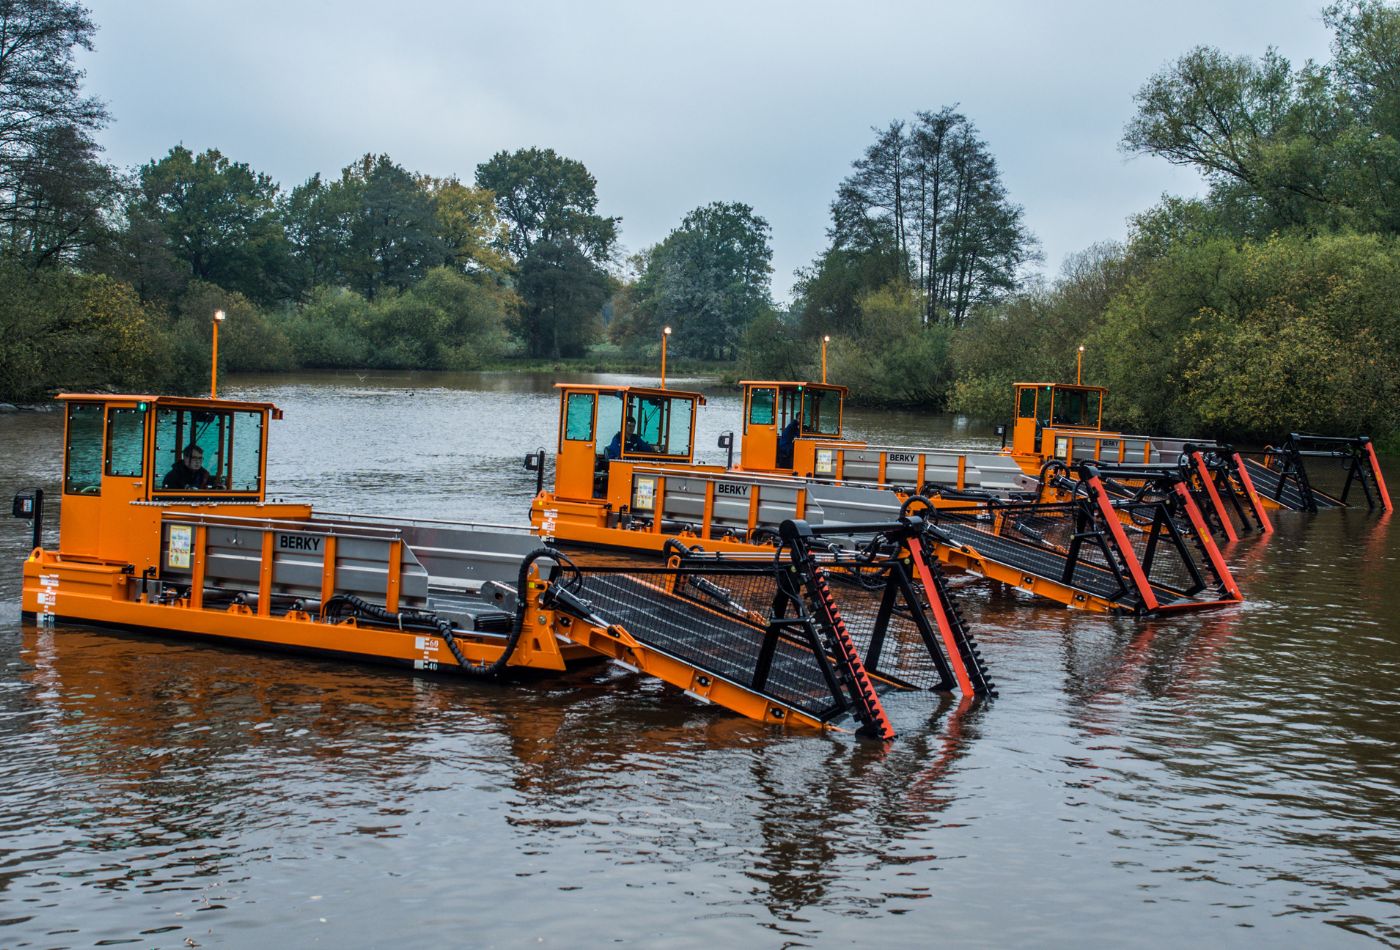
[0,370,1396,947]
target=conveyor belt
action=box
[935,521,1199,610]
[575,573,851,717]
[1242,459,1341,510]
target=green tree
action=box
[827,284,952,405]
[177,281,294,373]
[333,154,445,299]
[515,239,611,358]
[133,146,290,306]
[284,286,373,368]
[10,122,121,267]
[1123,3,1400,237]
[281,171,355,300]
[0,261,191,400]
[949,243,1134,420]
[283,155,450,301]
[1092,232,1400,438]
[791,240,906,341]
[630,201,774,360]
[0,0,114,267]
[828,109,1038,326]
[423,177,513,277]
[474,147,618,262]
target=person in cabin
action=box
[776,417,801,468]
[163,444,214,490]
[606,415,655,460]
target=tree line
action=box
[743,0,1400,444]
[5,0,1400,445]
[0,0,785,401]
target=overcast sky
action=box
[80,1,1336,304]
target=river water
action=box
[0,370,1397,948]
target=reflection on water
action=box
[0,370,1397,946]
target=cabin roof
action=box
[739,380,849,395]
[552,383,707,404]
[56,393,284,417]
[1014,382,1107,393]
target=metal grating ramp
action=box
[937,521,1152,607]
[1242,458,1341,510]
[575,573,847,718]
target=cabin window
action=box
[104,406,147,477]
[778,387,802,430]
[229,411,264,491]
[1052,388,1097,427]
[594,392,622,457]
[803,388,841,436]
[1038,386,1054,426]
[564,392,595,441]
[64,403,104,495]
[1086,391,1102,427]
[154,408,224,491]
[748,388,775,427]
[1017,388,1036,418]
[623,393,694,458]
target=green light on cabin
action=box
[137,402,147,411]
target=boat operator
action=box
[163,444,215,490]
[776,417,800,468]
[606,416,655,459]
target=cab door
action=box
[554,390,600,500]
[101,403,155,568]
[58,401,106,556]
[1011,386,1040,457]
[741,385,778,469]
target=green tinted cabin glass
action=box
[104,407,146,477]
[1086,391,1102,427]
[154,408,227,492]
[804,389,841,436]
[1017,388,1036,418]
[666,397,693,457]
[230,411,264,491]
[748,388,775,426]
[779,387,801,427]
[1039,386,1053,426]
[595,392,622,455]
[625,394,692,458]
[1055,389,1084,425]
[564,393,595,441]
[64,404,104,494]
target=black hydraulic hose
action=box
[450,545,572,677]
[898,494,935,519]
[322,547,576,678]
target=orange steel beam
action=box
[652,477,668,534]
[190,525,207,610]
[1231,452,1274,534]
[1365,442,1393,512]
[385,539,402,613]
[1084,472,1159,612]
[701,482,716,539]
[258,530,275,616]
[907,537,973,694]
[1172,483,1243,601]
[320,535,338,605]
[1190,451,1238,543]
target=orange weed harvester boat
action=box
[528,383,1241,615]
[12,393,991,738]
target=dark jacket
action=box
[163,461,211,490]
